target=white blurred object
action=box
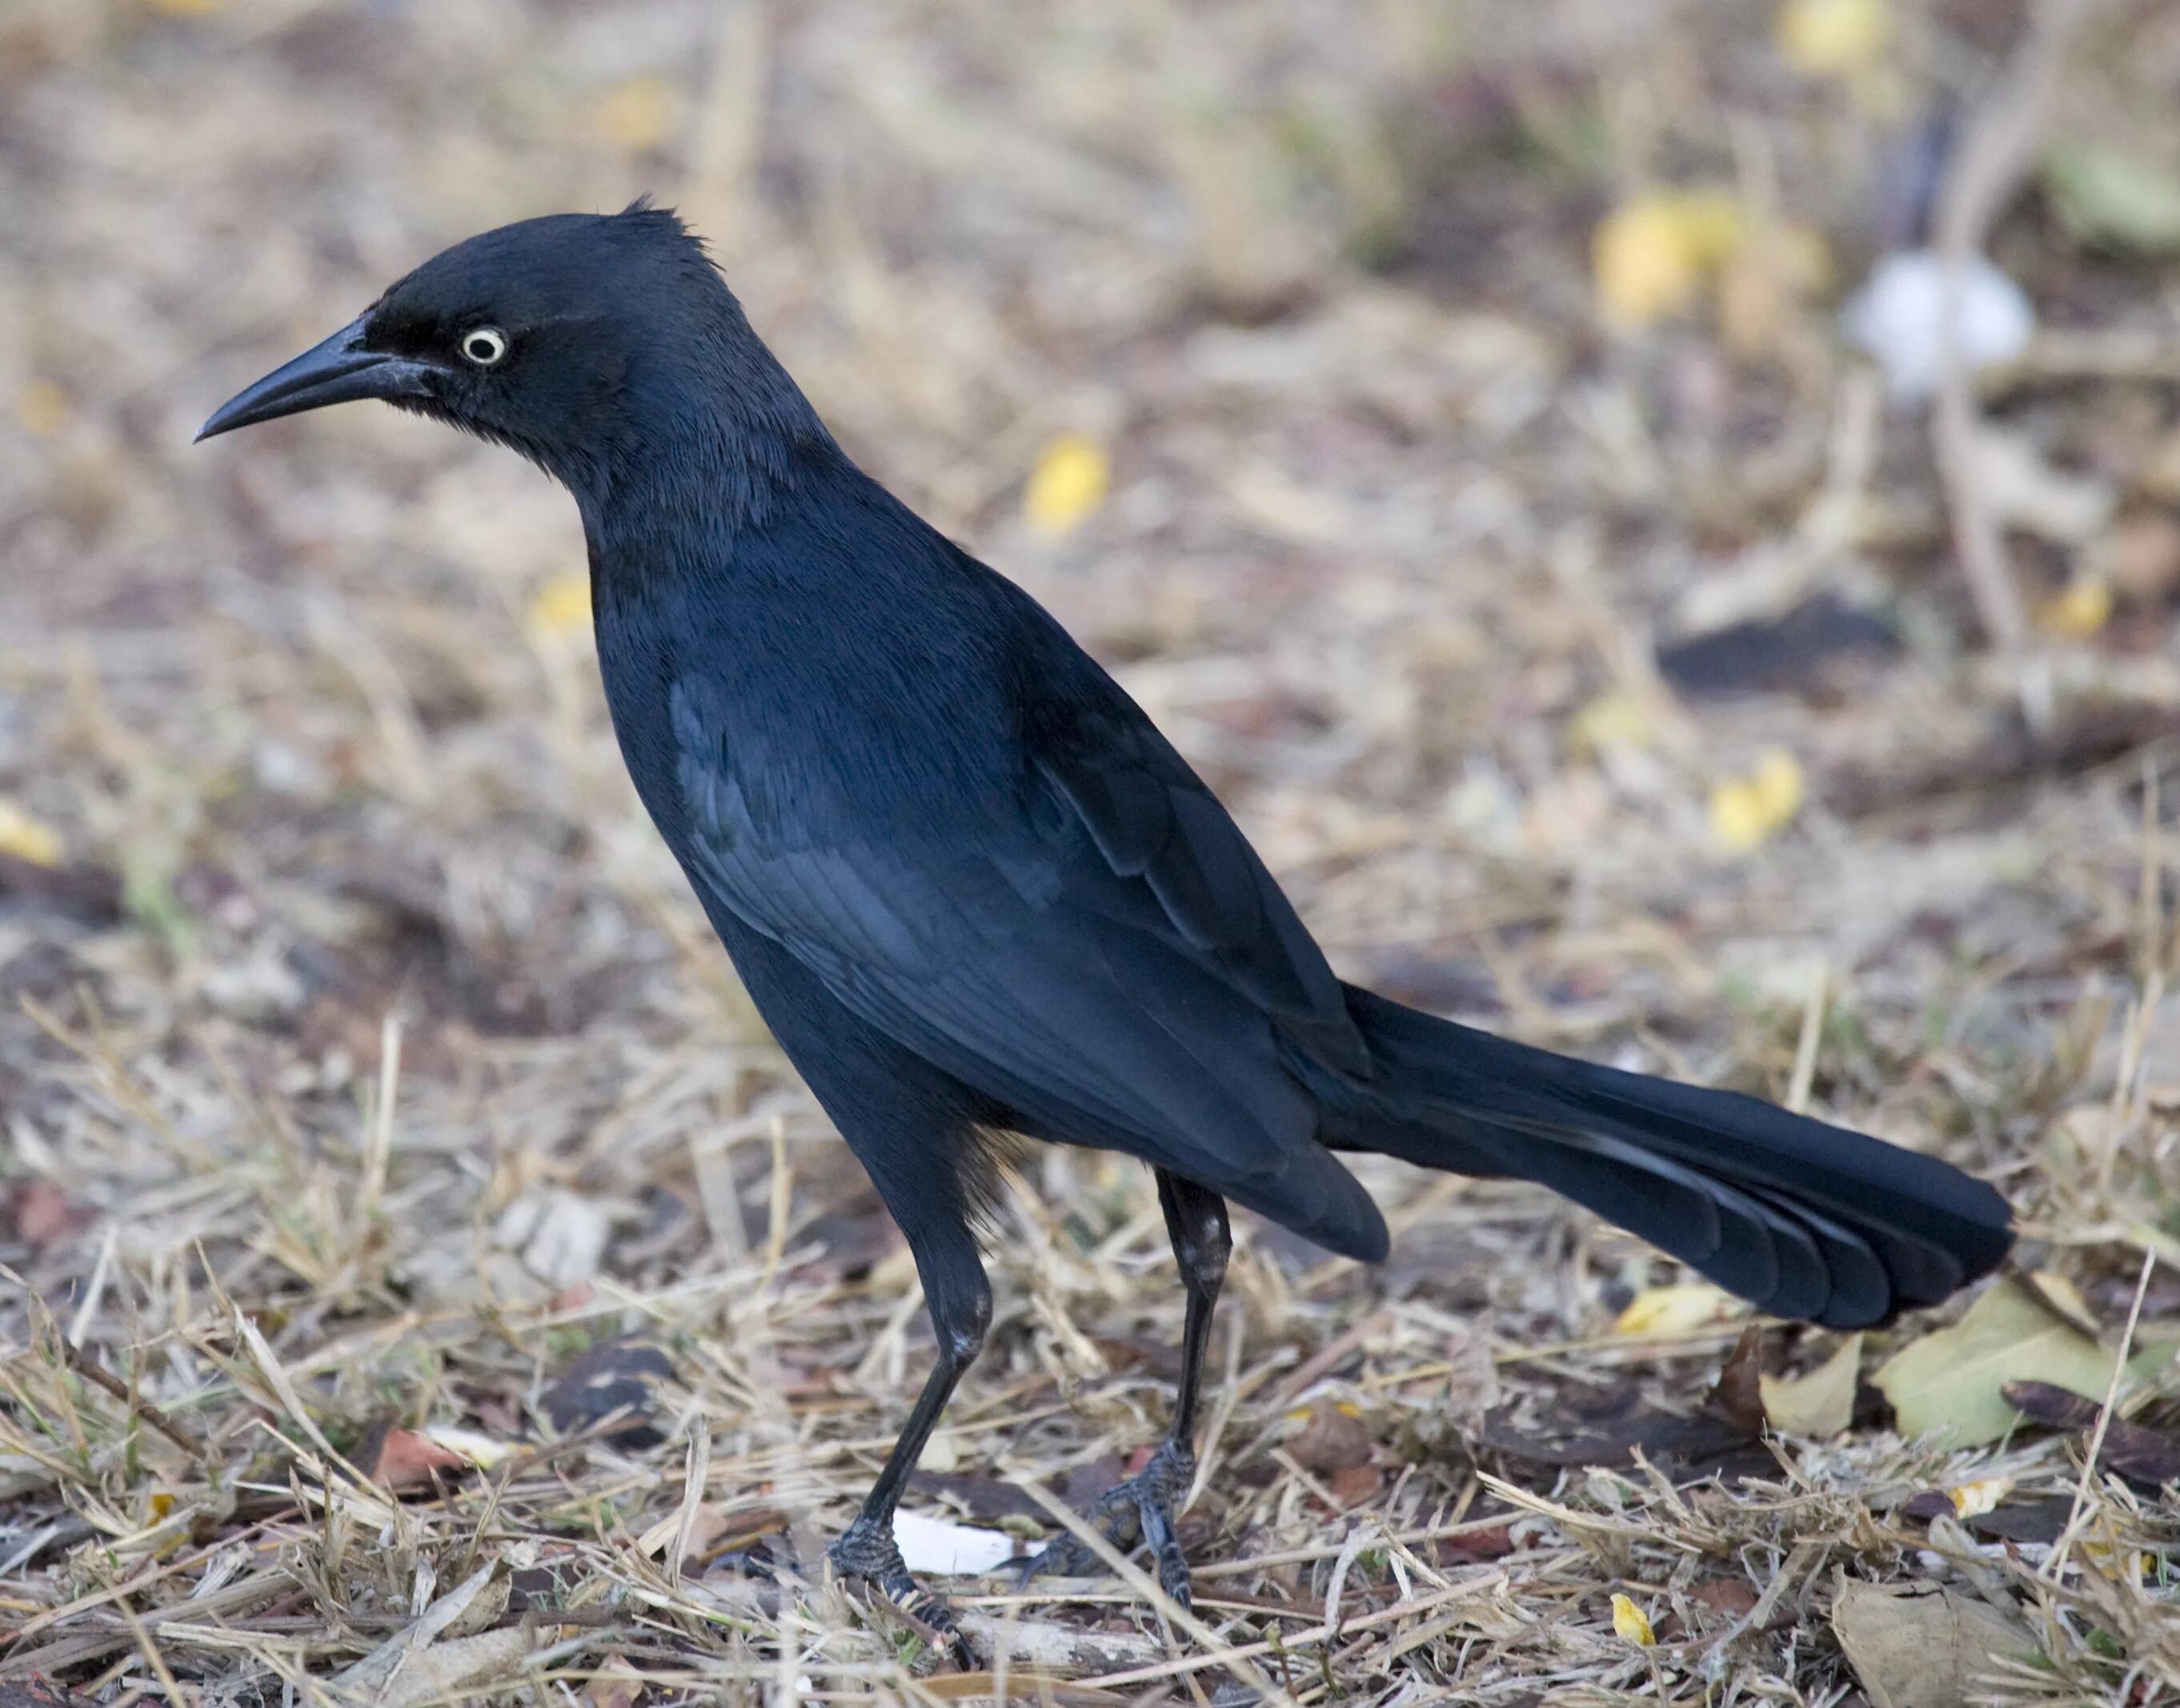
[493,1189,610,1287]
[1842,251,2035,400]
[892,1509,1030,1576]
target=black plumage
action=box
[199,206,2014,1645]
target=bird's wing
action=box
[666,672,1383,1252]
[1030,718,1372,1078]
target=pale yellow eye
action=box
[459,327,508,367]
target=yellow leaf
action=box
[1615,1282,1742,1337]
[527,572,591,640]
[1777,0,1890,77]
[1593,190,1745,329]
[2038,576,2112,639]
[0,800,65,867]
[1569,688,1660,756]
[1024,434,1110,536]
[420,1424,515,1469]
[1946,1474,2011,1519]
[15,380,68,438]
[591,77,683,152]
[1759,1332,1862,1437]
[1872,1273,2180,1449]
[148,1491,176,1521]
[1709,749,1804,853]
[1611,1592,1655,1646]
[2081,1539,2151,1582]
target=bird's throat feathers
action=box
[571,307,841,571]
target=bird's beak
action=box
[195,316,439,443]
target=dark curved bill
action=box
[196,317,439,443]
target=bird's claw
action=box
[828,1518,974,1669]
[1017,1437,1196,1609]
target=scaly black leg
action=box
[709,923,1001,1665]
[1024,1167,1230,1607]
[827,1218,989,1664]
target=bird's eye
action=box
[459,327,508,367]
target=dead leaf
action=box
[1441,1325,1501,1424]
[1706,1326,1768,1435]
[1611,1592,1656,1646]
[1946,1475,2011,1519]
[541,1338,675,1449]
[371,1627,536,1708]
[1024,435,1110,535]
[7,1181,88,1252]
[1593,190,1744,328]
[368,1426,472,1489]
[1476,1403,1751,1469]
[1287,1399,1374,1474]
[1776,0,1890,77]
[912,1674,1127,1705]
[580,1652,643,1708]
[2001,1380,2180,1486]
[1431,1524,1514,1565]
[1759,1333,1862,1437]
[1872,1275,2174,1449]
[1829,1578,2028,1708]
[0,800,65,867]
[1615,1282,1744,1336]
[1709,750,1805,853]
[1329,1462,1383,1506]
[0,1681,99,1708]
[1688,1577,1761,1618]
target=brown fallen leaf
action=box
[1687,1577,1761,1618]
[1705,1326,1767,1435]
[2000,1381,2180,1486]
[1328,1461,1382,1506]
[1476,1402,1753,1469]
[580,1652,643,1708]
[371,1427,473,1489]
[0,1678,100,1708]
[7,1181,88,1252]
[1430,1523,1515,1566]
[1830,1578,2030,1708]
[1287,1400,1374,1474]
[912,1673,1127,1704]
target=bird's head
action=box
[198,203,807,497]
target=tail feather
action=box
[1328,987,2012,1329]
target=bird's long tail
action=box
[1326,987,2012,1328]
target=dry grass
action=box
[5,0,2180,1702]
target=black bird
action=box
[200,206,2013,1637]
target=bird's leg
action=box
[828,1229,989,1663]
[1024,1169,1229,1607]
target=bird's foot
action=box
[828,1517,973,1668]
[1018,1437,1196,1608]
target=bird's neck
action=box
[573,350,840,595]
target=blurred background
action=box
[6,0,2180,1700]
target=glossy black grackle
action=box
[199,206,2013,1643]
